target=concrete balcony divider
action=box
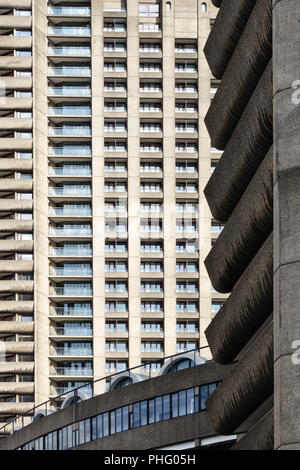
[0,261,33,273]
[0,321,34,334]
[0,16,32,30]
[0,382,34,395]
[0,0,32,8]
[0,56,32,71]
[3,342,34,354]
[0,179,33,192]
[0,281,34,293]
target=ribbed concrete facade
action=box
[203,0,300,451]
[0,0,220,430]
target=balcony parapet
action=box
[0,36,32,50]
[0,301,33,313]
[0,118,32,132]
[0,220,33,232]
[0,56,32,71]
[0,200,33,213]
[0,179,32,192]
[0,321,33,334]
[0,0,32,8]
[0,240,33,252]
[0,261,33,273]
[0,281,34,294]
[0,362,34,375]
[0,139,32,152]
[0,16,32,30]
[0,78,32,92]
[0,159,32,172]
[0,402,34,416]
[0,382,34,395]
[2,342,34,354]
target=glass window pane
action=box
[103,413,109,437]
[172,393,179,418]
[179,390,187,416]
[163,395,170,420]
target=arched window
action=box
[201,2,207,12]
[112,377,133,390]
[167,358,195,373]
[166,2,172,12]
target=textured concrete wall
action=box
[273,0,300,451]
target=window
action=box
[139,3,160,17]
[201,3,207,13]
[166,2,171,12]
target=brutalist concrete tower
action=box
[203,0,300,450]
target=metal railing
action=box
[48,6,91,15]
[0,347,210,437]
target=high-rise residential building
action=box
[0,0,221,428]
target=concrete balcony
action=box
[0,36,32,50]
[0,56,32,71]
[0,16,32,30]
[0,0,32,8]
[0,261,33,273]
[0,281,33,294]
[2,342,34,354]
[0,382,34,395]
[0,138,32,152]
[0,362,34,375]
[0,118,32,132]
[0,321,33,334]
[0,301,33,313]
[0,78,32,92]
[0,240,33,253]
[0,179,32,192]
[0,402,34,416]
[0,159,32,172]
[0,200,33,213]
[0,220,33,232]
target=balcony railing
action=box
[48,26,91,35]
[48,87,91,96]
[49,127,91,136]
[49,207,92,216]
[48,46,91,55]
[51,367,93,377]
[49,267,92,276]
[50,347,93,356]
[51,328,93,337]
[48,107,91,116]
[50,247,92,256]
[50,228,92,236]
[52,307,93,317]
[49,66,91,76]
[50,287,93,296]
[49,166,91,176]
[48,6,91,15]
[49,187,91,196]
[51,385,92,395]
[49,147,91,156]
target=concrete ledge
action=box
[0,240,33,252]
[204,61,273,222]
[0,281,33,293]
[0,321,34,334]
[3,342,34,354]
[232,408,274,450]
[0,382,34,395]
[0,301,33,313]
[0,159,32,172]
[205,0,258,79]
[0,362,34,374]
[0,200,33,213]
[205,0,272,149]
[0,179,32,192]
[206,322,273,435]
[205,148,273,292]
[0,220,33,232]
[0,261,33,273]
[205,234,273,363]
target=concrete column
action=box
[127,0,141,368]
[273,0,300,450]
[32,0,50,405]
[91,0,106,394]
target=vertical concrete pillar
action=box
[273,0,300,450]
[91,0,106,393]
[32,0,50,404]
